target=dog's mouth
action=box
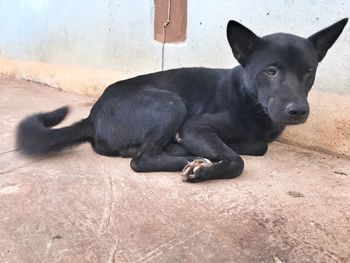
[255,97,309,125]
[265,106,308,125]
[275,118,307,125]
[268,111,308,125]
[263,97,309,125]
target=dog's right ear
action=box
[227,20,261,66]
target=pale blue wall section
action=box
[0,0,349,92]
[0,0,160,72]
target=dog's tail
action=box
[16,106,93,156]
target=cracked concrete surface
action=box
[0,77,349,263]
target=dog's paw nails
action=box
[193,166,201,173]
[188,173,196,180]
[181,158,212,182]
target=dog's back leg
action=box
[130,152,193,172]
[90,86,194,170]
[164,142,192,156]
[130,112,194,172]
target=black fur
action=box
[17,107,92,156]
[17,18,348,182]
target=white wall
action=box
[0,0,349,93]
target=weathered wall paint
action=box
[0,0,349,93]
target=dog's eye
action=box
[305,68,314,74]
[266,67,277,75]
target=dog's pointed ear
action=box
[308,18,348,62]
[227,20,261,66]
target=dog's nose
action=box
[285,103,308,119]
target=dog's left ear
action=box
[308,18,348,62]
[227,20,261,66]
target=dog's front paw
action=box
[181,158,212,183]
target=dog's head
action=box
[227,18,348,125]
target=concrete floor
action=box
[0,76,349,263]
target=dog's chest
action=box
[248,119,284,142]
[221,113,284,144]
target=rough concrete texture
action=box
[0,77,349,263]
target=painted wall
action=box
[0,0,159,74]
[0,0,349,93]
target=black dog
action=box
[17,18,348,182]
